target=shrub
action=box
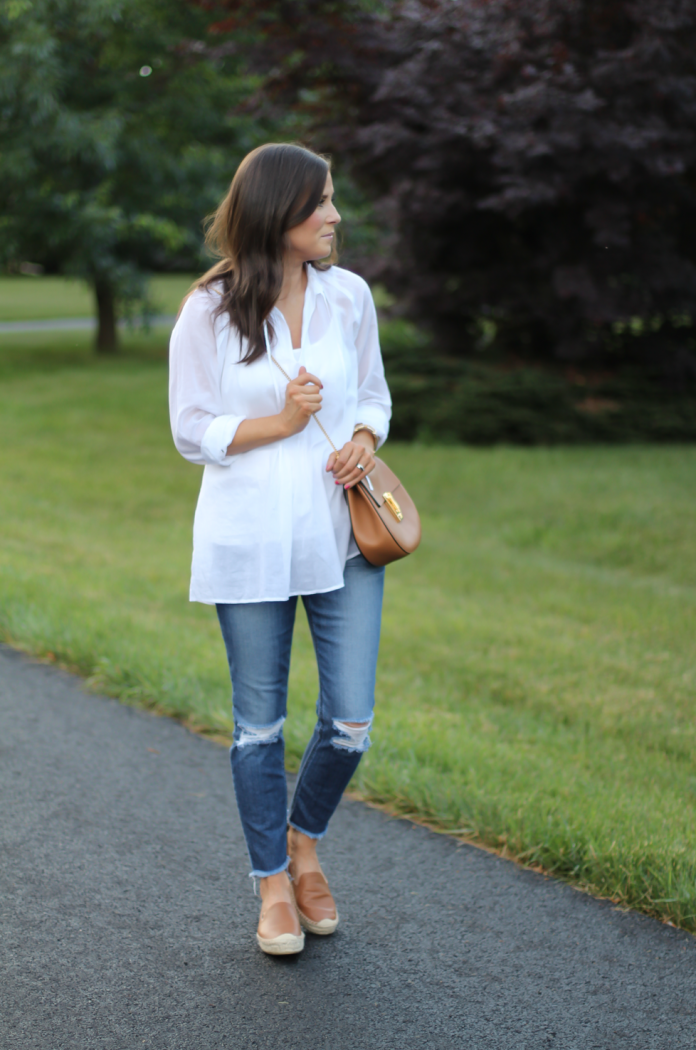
[210,0,696,387]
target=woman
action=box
[169,143,391,956]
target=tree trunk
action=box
[94,279,118,353]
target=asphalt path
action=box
[2,644,695,1050]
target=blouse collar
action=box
[305,262,329,310]
[269,263,328,333]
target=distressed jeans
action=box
[216,553,385,877]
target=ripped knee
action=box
[331,716,373,754]
[235,715,285,749]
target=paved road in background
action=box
[2,644,695,1050]
[0,315,175,333]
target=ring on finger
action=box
[356,463,366,472]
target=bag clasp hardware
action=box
[383,492,403,521]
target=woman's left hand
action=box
[326,439,376,489]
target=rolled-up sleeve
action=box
[169,291,245,466]
[353,280,392,449]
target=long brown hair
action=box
[191,143,336,364]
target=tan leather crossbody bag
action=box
[270,356,421,567]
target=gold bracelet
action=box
[352,423,379,445]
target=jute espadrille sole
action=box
[296,908,340,936]
[256,930,305,955]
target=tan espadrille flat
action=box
[256,901,305,955]
[292,871,340,936]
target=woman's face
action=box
[284,173,340,263]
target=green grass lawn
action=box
[0,274,194,321]
[2,330,696,932]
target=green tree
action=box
[0,0,257,350]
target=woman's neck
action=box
[278,259,307,304]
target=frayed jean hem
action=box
[248,855,290,880]
[288,819,328,842]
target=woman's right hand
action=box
[279,366,323,436]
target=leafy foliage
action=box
[211,0,696,383]
[0,0,259,348]
[377,316,696,443]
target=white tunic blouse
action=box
[169,264,392,605]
